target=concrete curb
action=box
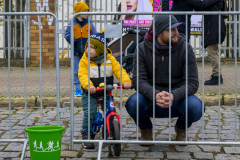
[0,94,239,108]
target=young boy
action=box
[65,1,97,97]
[78,33,132,149]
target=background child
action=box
[65,1,97,96]
[78,33,132,149]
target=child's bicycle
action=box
[91,83,126,156]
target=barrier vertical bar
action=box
[88,16,91,140]
[8,15,12,139]
[239,1,240,57]
[218,15,221,142]
[67,0,70,58]
[95,0,97,27]
[234,14,237,141]
[168,15,171,141]
[201,15,205,141]
[104,15,107,140]
[152,15,155,141]
[136,15,139,141]
[56,13,61,126]
[62,0,64,58]
[120,15,123,140]
[20,0,23,58]
[3,0,5,58]
[24,15,27,137]
[185,14,188,141]
[14,0,17,58]
[228,1,231,57]
[38,15,43,125]
[70,16,74,150]
[100,0,102,30]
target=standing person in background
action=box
[186,0,226,85]
[65,1,97,96]
[171,0,194,42]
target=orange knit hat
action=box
[74,2,89,14]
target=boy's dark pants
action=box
[81,93,114,130]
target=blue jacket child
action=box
[65,1,97,96]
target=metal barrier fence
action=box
[0,12,60,160]
[56,0,240,59]
[70,11,240,160]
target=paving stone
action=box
[151,145,171,152]
[198,145,221,152]
[117,151,136,158]
[101,159,131,160]
[221,134,238,140]
[17,119,34,126]
[61,151,79,157]
[166,152,191,159]
[0,152,21,158]
[224,147,240,153]
[82,152,108,158]
[175,145,201,152]
[214,154,240,160]
[200,130,217,134]
[125,144,150,151]
[198,134,218,139]
[66,158,91,160]
[137,152,164,158]
[4,143,24,151]
[194,152,213,159]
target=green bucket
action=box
[25,126,65,160]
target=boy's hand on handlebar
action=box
[90,86,96,94]
[123,82,132,89]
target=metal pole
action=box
[3,0,5,58]
[62,0,64,59]
[24,15,27,138]
[185,14,188,141]
[70,17,74,150]
[168,15,171,141]
[136,15,139,141]
[120,15,123,140]
[201,15,205,141]
[103,15,107,140]
[152,15,155,141]
[234,14,237,141]
[88,16,91,140]
[97,141,103,160]
[20,0,23,58]
[8,15,12,139]
[15,0,17,58]
[218,15,221,142]
[38,15,43,126]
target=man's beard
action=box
[162,37,178,45]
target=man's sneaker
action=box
[204,75,223,85]
[75,88,82,97]
[81,129,94,149]
[175,125,188,146]
[139,129,153,146]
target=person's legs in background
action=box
[74,54,82,96]
[204,43,223,85]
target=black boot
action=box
[204,75,223,85]
[81,129,95,149]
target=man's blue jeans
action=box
[125,93,203,130]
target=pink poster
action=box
[121,0,173,27]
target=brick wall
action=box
[30,0,55,67]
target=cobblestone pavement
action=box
[0,105,240,159]
[0,62,239,98]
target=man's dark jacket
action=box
[187,0,226,48]
[132,31,199,102]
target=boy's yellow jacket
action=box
[78,48,132,97]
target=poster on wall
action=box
[190,15,202,35]
[121,0,202,35]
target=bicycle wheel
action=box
[112,120,121,156]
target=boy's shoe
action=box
[204,75,223,85]
[139,129,153,146]
[75,88,82,97]
[81,129,94,149]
